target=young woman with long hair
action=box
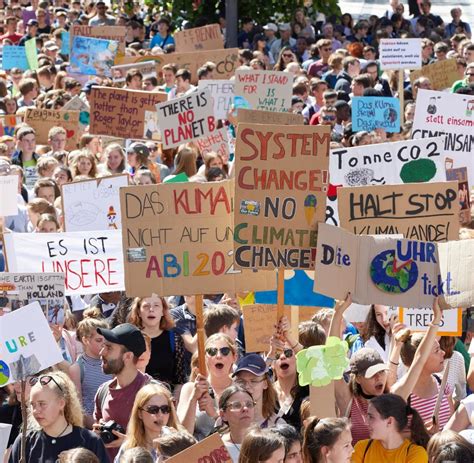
[163,146,197,181]
[274,46,297,72]
[239,427,286,463]
[100,143,126,175]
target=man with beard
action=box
[93,323,152,461]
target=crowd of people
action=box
[1,0,474,462]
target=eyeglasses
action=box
[29,375,63,392]
[225,400,256,411]
[206,346,232,357]
[140,405,171,415]
[235,378,265,388]
[322,115,336,121]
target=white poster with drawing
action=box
[61,174,128,232]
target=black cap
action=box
[97,323,146,357]
[27,19,39,27]
[233,354,268,377]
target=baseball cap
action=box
[349,348,388,378]
[279,23,291,32]
[127,142,150,158]
[81,80,99,93]
[44,41,59,51]
[97,323,146,357]
[232,354,268,377]
[263,23,278,33]
[27,19,39,27]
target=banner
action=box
[234,123,331,269]
[89,86,167,139]
[326,137,447,226]
[166,433,231,463]
[0,115,22,137]
[62,175,129,232]
[0,175,18,216]
[70,36,118,77]
[4,230,124,296]
[111,61,157,83]
[195,127,229,160]
[314,223,474,308]
[412,90,474,184]
[337,181,459,242]
[24,108,80,151]
[398,307,461,336]
[379,38,422,70]
[0,302,64,385]
[234,69,292,112]
[174,24,223,52]
[352,97,400,132]
[70,25,126,54]
[198,80,234,120]
[237,108,304,125]
[156,88,215,149]
[410,59,460,91]
[2,45,28,70]
[120,181,274,297]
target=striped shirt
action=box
[350,396,370,445]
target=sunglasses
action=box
[282,348,294,359]
[140,405,171,415]
[283,53,294,58]
[29,375,63,392]
[322,115,336,121]
[322,47,332,51]
[206,346,232,357]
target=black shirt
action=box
[8,426,109,463]
[0,403,21,447]
[146,330,174,385]
[281,384,310,429]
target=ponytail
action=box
[406,406,430,448]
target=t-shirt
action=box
[146,330,174,384]
[22,158,38,189]
[8,426,109,463]
[352,439,428,463]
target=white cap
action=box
[263,23,278,32]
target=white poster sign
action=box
[379,38,422,70]
[198,80,234,120]
[399,307,461,336]
[0,175,18,216]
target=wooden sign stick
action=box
[195,294,207,375]
[398,69,405,127]
[277,268,285,321]
[432,362,449,426]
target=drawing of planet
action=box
[399,159,437,183]
[304,194,317,225]
[370,250,418,294]
[0,360,10,386]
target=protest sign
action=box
[62,175,129,232]
[0,115,22,137]
[0,302,63,385]
[166,433,231,463]
[62,95,90,128]
[174,24,223,52]
[198,80,234,120]
[89,86,167,140]
[195,127,230,160]
[445,159,471,225]
[314,223,474,308]
[156,89,216,149]
[4,230,124,296]
[120,181,273,297]
[326,137,447,226]
[0,273,66,324]
[112,61,157,83]
[337,181,460,242]
[379,38,422,70]
[234,123,331,270]
[237,108,304,125]
[412,90,474,184]
[398,307,461,336]
[2,46,28,70]
[343,303,371,323]
[61,31,70,55]
[25,38,38,70]
[352,97,400,132]
[0,424,11,460]
[0,175,18,216]
[69,25,126,54]
[70,36,118,77]
[410,59,460,91]
[234,69,292,112]
[310,383,336,419]
[24,108,80,151]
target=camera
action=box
[99,420,125,444]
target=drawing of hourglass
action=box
[467,99,474,117]
[427,96,437,114]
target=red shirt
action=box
[0,33,23,45]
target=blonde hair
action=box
[70,151,97,178]
[123,384,182,451]
[76,309,109,343]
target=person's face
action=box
[435,50,446,60]
[97,4,107,16]
[163,69,175,86]
[5,99,17,114]
[88,138,101,155]
[324,96,337,107]
[356,370,387,395]
[77,157,92,175]
[324,428,353,463]
[127,151,138,168]
[282,50,295,63]
[30,384,65,430]
[348,61,360,77]
[262,447,285,463]
[38,220,57,233]
[205,339,236,375]
[323,25,333,38]
[366,404,390,440]
[321,111,336,127]
[420,2,431,14]
[220,391,255,429]
[129,76,142,90]
[176,76,189,92]
[50,134,66,152]
[100,341,126,375]
[366,65,378,82]
[209,157,223,169]
[84,332,105,358]
[221,321,239,341]
[285,441,302,463]
[274,347,296,378]
[464,49,474,64]
[106,150,123,171]
[139,297,164,330]
[358,26,368,38]
[158,21,169,34]
[466,67,474,83]
[235,371,267,404]
[139,394,170,436]
[292,102,304,113]
[351,81,364,97]
[19,133,36,154]
[320,45,332,60]
[374,305,389,331]
[37,186,55,204]
[422,45,433,59]
[451,8,461,21]
[424,340,445,373]
[53,169,69,186]
[27,25,38,36]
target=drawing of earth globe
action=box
[370,250,418,294]
[0,361,10,386]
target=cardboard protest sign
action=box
[174,24,223,52]
[70,25,126,54]
[379,38,422,70]
[70,36,118,77]
[352,97,400,132]
[0,302,63,385]
[0,175,18,216]
[24,108,80,151]
[166,433,231,463]
[111,61,157,83]
[198,80,234,120]
[195,127,229,160]
[4,230,124,296]
[234,69,293,112]
[236,108,304,125]
[310,383,336,419]
[156,88,216,149]
[234,123,331,270]
[0,115,22,137]
[120,181,274,297]
[398,307,461,336]
[445,159,471,226]
[89,86,167,140]
[412,90,474,184]
[410,59,460,91]
[314,223,474,308]
[0,273,66,324]
[2,46,28,70]
[62,175,129,232]
[62,95,90,128]
[337,181,460,242]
